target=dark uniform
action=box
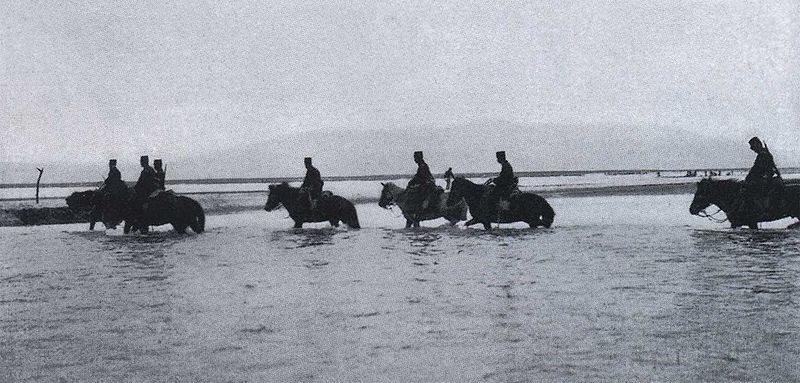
[488,151,516,215]
[407,151,436,214]
[444,168,454,190]
[153,159,166,190]
[300,157,324,209]
[134,155,159,200]
[107,161,122,185]
[744,137,782,218]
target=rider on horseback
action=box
[154,159,166,190]
[743,137,783,218]
[487,151,517,215]
[100,159,126,195]
[444,167,454,190]
[300,157,324,210]
[134,155,161,203]
[406,151,437,217]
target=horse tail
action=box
[340,198,360,229]
[539,197,555,228]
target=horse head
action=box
[689,178,716,215]
[65,190,97,211]
[447,177,469,206]
[378,182,397,208]
[264,182,290,211]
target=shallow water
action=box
[2,195,799,382]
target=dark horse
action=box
[446,177,555,230]
[689,178,800,229]
[264,182,360,229]
[102,190,205,234]
[66,189,102,230]
[378,182,467,228]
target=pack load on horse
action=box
[404,151,445,220]
[99,156,204,234]
[264,157,359,229]
[690,137,800,229]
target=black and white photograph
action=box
[2,1,799,381]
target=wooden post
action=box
[35,167,44,204]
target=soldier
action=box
[744,137,782,217]
[134,155,159,201]
[300,157,324,209]
[488,151,516,216]
[106,159,122,185]
[153,159,166,190]
[406,151,435,215]
[444,167,454,190]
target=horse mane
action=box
[704,178,741,190]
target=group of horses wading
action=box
[65,175,800,234]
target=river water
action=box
[2,194,799,382]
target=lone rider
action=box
[744,137,782,217]
[300,157,324,209]
[406,151,436,215]
[444,167,454,190]
[488,151,516,215]
[153,159,166,190]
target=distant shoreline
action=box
[0,167,766,189]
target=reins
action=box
[698,206,728,223]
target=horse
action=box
[65,189,102,230]
[378,182,467,228]
[264,182,360,229]
[689,178,800,229]
[446,177,555,230]
[101,190,205,234]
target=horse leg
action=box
[293,221,303,229]
[464,218,478,227]
[329,219,340,227]
[482,222,492,231]
[788,220,800,229]
[405,219,413,228]
[173,220,187,234]
[89,221,95,230]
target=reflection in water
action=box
[679,229,800,381]
[270,228,339,249]
[3,222,800,382]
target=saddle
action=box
[738,178,786,220]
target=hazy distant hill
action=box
[0,122,782,184]
[179,121,755,179]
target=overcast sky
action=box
[2,1,798,166]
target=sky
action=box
[2,1,799,170]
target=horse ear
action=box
[268,184,274,190]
